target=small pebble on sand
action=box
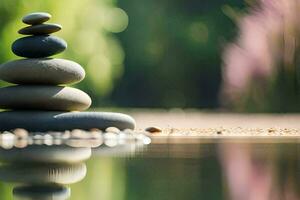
[145,126,162,133]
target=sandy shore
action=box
[130,111,300,138]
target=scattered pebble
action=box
[0,128,151,148]
[145,126,162,133]
[43,134,53,146]
[53,139,63,145]
[268,128,276,133]
[89,128,102,133]
[123,129,134,134]
[103,132,118,140]
[13,128,28,139]
[103,132,119,147]
[49,131,63,139]
[1,131,15,141]
[33,134,43,140]
[105,127,120,134]
[14,140,28,148]
[33,136,44,145]
[70,129,89,139]
[61,131,71,140]
[1,139,14,149]
[66,139,102,148]
[90,130,103,140]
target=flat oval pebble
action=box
[0,111,136,131]
[0,58,85,85]
[18,23,62,35]
[12,35,67,58]
[22,12,51,25]
[145,126,162,133]
[0,86,91,111]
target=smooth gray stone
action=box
[0,86,91,111]
[12,35,67,58]
[22,12,51,25]
[18,23,62,35]
[14,185,70,200]
[0,145,91,163]
[0,111,136,131]
[0,58,85,85]
[0,162,86,184]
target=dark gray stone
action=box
[22,12,51,25]
[0,58,85,85]
[0,86,91,111]
[18,23,62,35]
[0,111,136,131]
[12,35,67,58]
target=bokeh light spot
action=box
[102,8,129,33]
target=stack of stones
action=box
[0,12,135,132]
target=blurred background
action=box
[0,2,299,199]
[0,0,299,112]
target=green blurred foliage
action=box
[112,0,245,108]
[0,183,12,199]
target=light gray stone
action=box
[0,86,91,111]
[0,58,85,85]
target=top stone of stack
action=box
[12,12,66,58]
[19,12,62,35]
[22,12,51,25]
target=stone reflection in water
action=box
[0,144,91,200]
[13,185,70,200]
[218,142,300,200]
[0,145,91,163]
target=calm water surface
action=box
[0,138,299,200]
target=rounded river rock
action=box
[12,35,67,58]
[0,86,91,111]
[22,12,51,25]
[0,58,85,85]
[0,111,136,131]
[18,23,62,35]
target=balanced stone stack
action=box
[0,12,135,132]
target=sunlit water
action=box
[0,136,299,200]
